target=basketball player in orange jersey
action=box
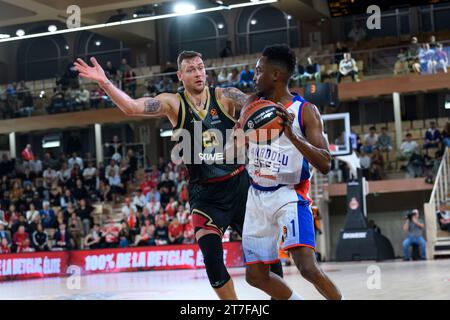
[73,51,283,300]
[240,44,342,300]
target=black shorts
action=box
[188,170,250,237]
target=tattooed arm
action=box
[74,57,175,120]
[218,87,258,118]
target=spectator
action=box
[84,224,103,249]
[402,209,426,261]
[13,225,29,253]
[154,218,169,246]
[43,166,58,189]
[394,48,410,75]
[435,44,448,74]
[21,144,34,162]
[437,202,450,233]
[145,194,161,215]
[168,217,184,245]
[442,122,450,147]
[26,203,40,223]
[429,35,440,50]
[119,220,131,248]
[182,216,195,244]
[121,197,137,218]
[0,223,11,245]
[102,217,119,248]
[347,21,366,44]
[337,53,358,83]
[399,133,418,160]
[68,212,83,250]
[301,57,321,85]
[118,58,131,78]
[206,70,218,87]
[73,179,88,201]
[123,69,137,98]
[105,159,120,179]
[226,68,240,87]
[82,161,97,190]
[370,148,384,180]
[359,150,371,179]
[104,61,119,84]
[424,121,441,149]
[40,201,56,229]
[132,189,146,212]
[76,199,94,237]
[0,238,11,254]
[108,169,125,201]
[419,43,436,75]
[407,37,421,73]
[68,152,84,170]
[217,68,229,87]
[32,223,49,252]
[134,219,155,246]
[60,189,75,210]
[334,41,349,65]
[162,61,178,84]
[143,79,159,97]
[18,238,35,253]
[406,148,424,178]
[363,126,378,154]
[58,162,72,185]
[47,85,66,114]
[377,127,393,152]
[53,223,72,250]
[239,65,254,91]
[220,40,233,58]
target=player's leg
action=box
[245,262,302,300]
[289,246,341,300]
[281,201,341,300]
[192,204,239,300]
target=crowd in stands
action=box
[332,120,449,183]
[395,35,449,75]
[0,139,230,254]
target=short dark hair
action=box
[406,133,412,137]
[177,51,203,70]
[369,126,376,131]
[262,44,296,77]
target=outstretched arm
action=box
[74,57,171,118]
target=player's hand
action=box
[275,103,295,140]
[74,57,108,85]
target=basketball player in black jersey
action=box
[74,51,282,300]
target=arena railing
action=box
[423,147,450,259]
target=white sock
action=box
[288,290,304,300]
[341,294,346,300]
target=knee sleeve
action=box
[197,233,230,289]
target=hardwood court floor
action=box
[0,259,449,300]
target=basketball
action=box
[238,100,284,143]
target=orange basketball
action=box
[238,99,284,143]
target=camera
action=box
[405,210,415,220]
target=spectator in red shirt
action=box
[21,144,34,162]
[179,184,189,204]
[13,226,29,253]
[165,197,176,218]
[176,206,189,225]
[0,238,11,254]
[183,216,195,244]
[103,217,120,248]
[168,217,184,245]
